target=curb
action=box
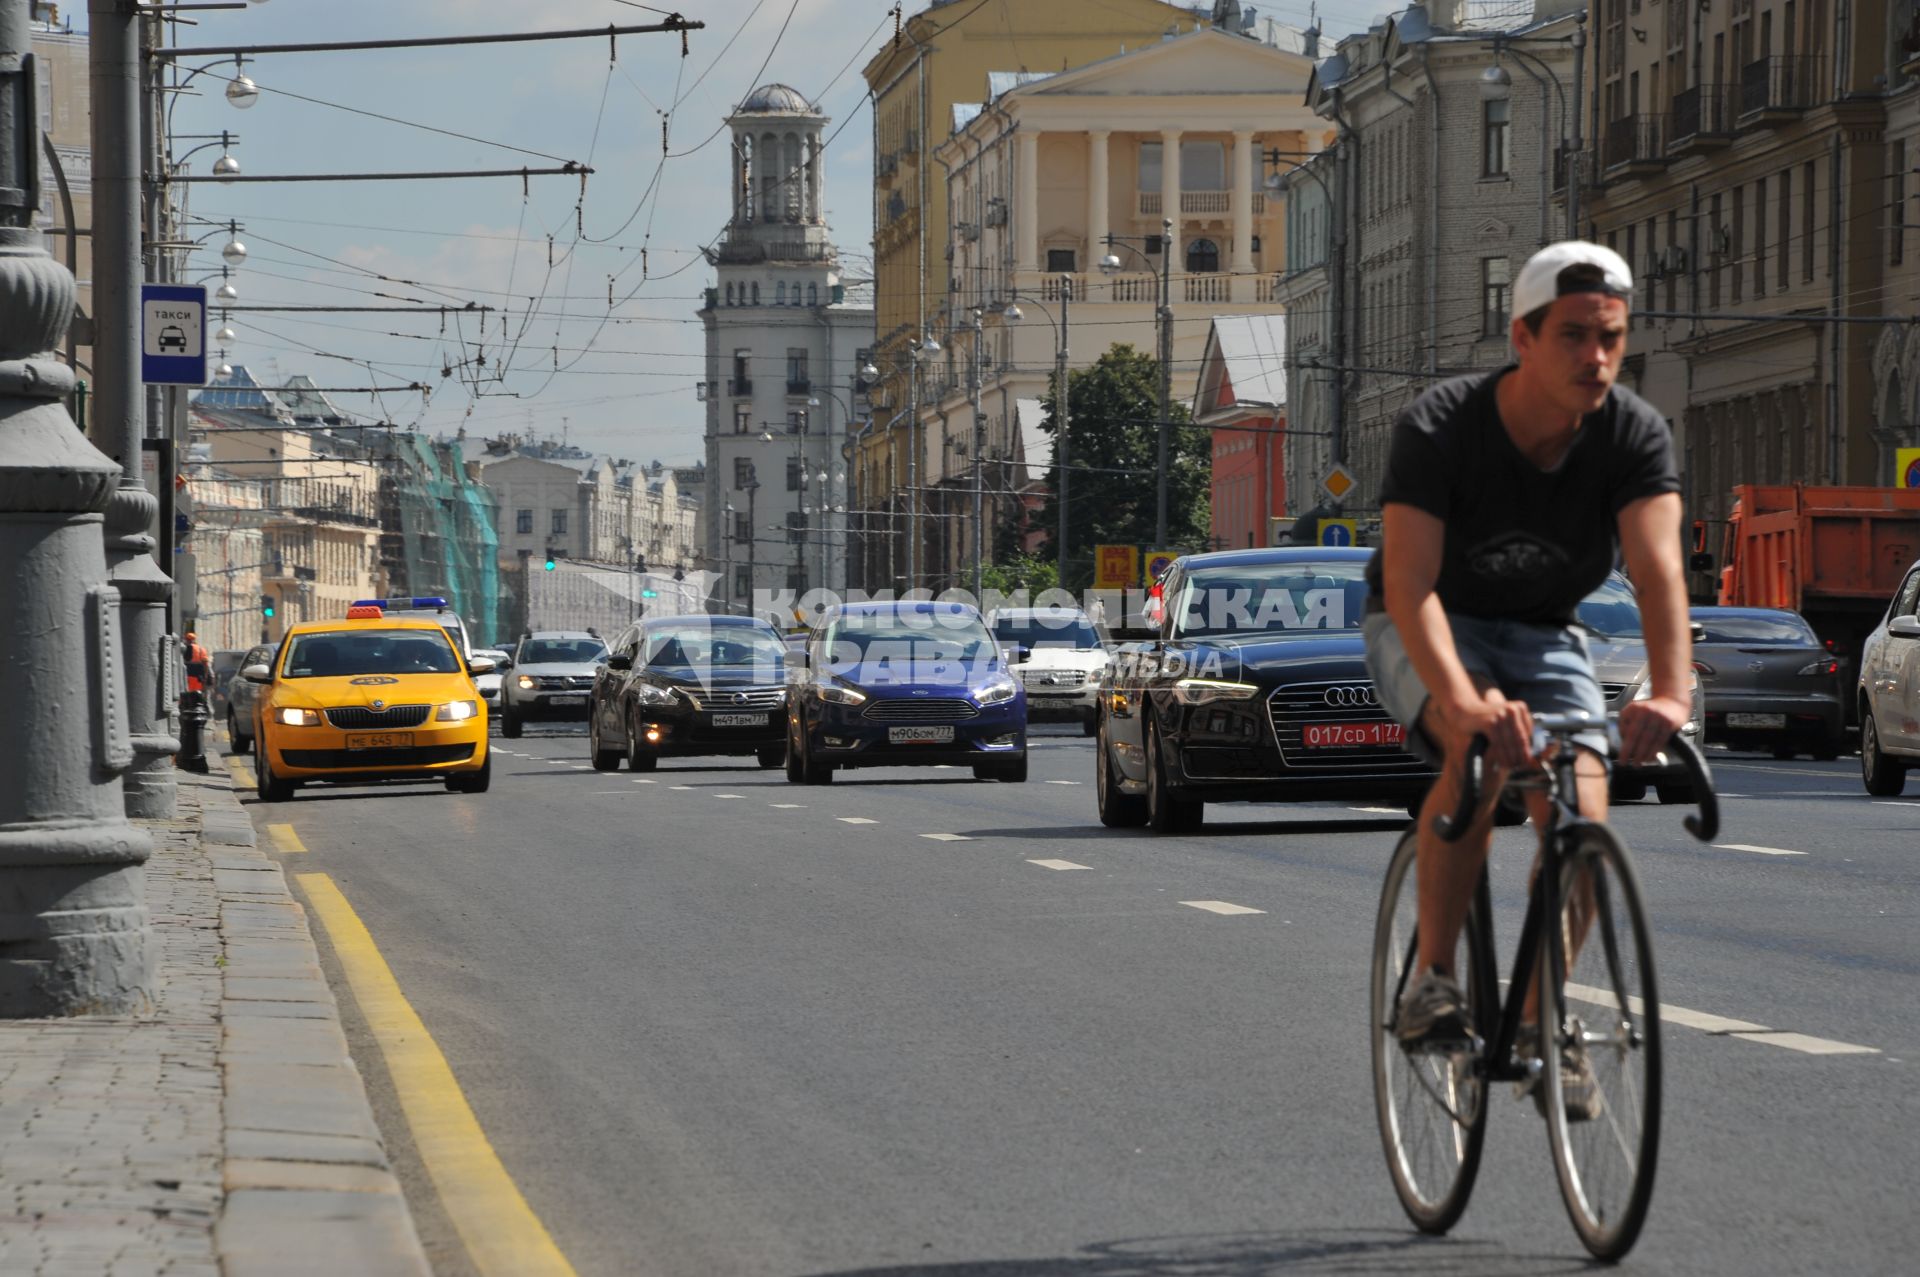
[191,764,434,1276]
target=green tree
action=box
[1025,343,1210,591]
[979,552,1059,596]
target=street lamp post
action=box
[1,0,153,1014]
[1479,14,1586,239]
[965,308,987,601]
[1005,281,1071,581]
[904,337,939,590]
[1100,218,1174,547]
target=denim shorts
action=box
[1362,612,1608,764]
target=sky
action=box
[153,0,1385,466]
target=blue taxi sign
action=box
[141,284,208,386]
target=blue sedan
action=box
[786,600,1028,784]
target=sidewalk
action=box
[0,763,432,1276]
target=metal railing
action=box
[1670,84,1735,142]
[1603,114,1666,170]
[727,377,753,396]
[1740,55,1824,116]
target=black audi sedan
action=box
[587,615,788,772]
[1095,547,1436,832]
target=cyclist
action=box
[1361,241,1693,1116]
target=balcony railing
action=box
[1107,273,1159,304]
[1739,55,1824,118]
[727,377,753,396]
[1134,191,1266,218]
[1603,114,1666,173]
[1184,275,1232,303]
[1669,84,1735,148]
[786,379,811,396]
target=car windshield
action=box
[519,638,607,665]
[1577,576,1643,639]
[825,614,996,663]
[1692,613,1817,644]
[283,628,460,678]
[992,614,1102,650]
[643,628,786,670]
[1173,561,1368,638]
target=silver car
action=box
[223,642,275,755]
[1690,606,1845,760]
[1577,574,1707,805]
[1859,559,1920,797]
[500,631,607,738]
[471,647,513,715]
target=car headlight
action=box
[436,700,478,722]
[516,674,535,690]
[275,707,321,727]
[636,683,681,706]
[1172,678,1259,706]
[973,675,1019,705]
[816,679,868,706]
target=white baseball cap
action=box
[1511,240,1634,321]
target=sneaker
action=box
[1395,968,1472,1050]
[1514,1024,1603,1123]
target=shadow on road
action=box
[798,1229,1593,1277]
[956,817,1411,840]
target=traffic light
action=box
[543,554,557,571]
[260,593,275,619]
[641,587,659,599]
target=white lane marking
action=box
[1713,843,1807,857]
[546,760,570,766]
[632,778,656,785]
[1045,780,1082,786]
[570,765,592,771]
[837,817,877,825]
[1564,983,1878,1054]
[713,793,747,799]
[1732,1032,1879,1056]
[590,790,629,795]
[670,785,696,791]
[770,803,806,809]
[1180,900,1266,916]
[1872,801,1920,808]
[1349,806,1406,815]
[1028,858,1090,871]
[920,833,972,842]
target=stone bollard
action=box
[177,688,211,774]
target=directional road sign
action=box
[141,284,208,386]
[1318,518,1357,547]
[1143,550,1178,587]
[1094,544,1139,591]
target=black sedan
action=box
[587,616,789,772]
[1095,547,1436,833]
[1690,605,1846,759]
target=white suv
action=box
[988,607,1110,736]
[1859,559,1920,796]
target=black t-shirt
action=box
[1363,368,1679,623]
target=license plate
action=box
[346,731,414,750]
[549,695,587,707]
[888,726,955,744]
[712,712,767,727]
[1302,721,1404,749]
[1726,712,1786,728]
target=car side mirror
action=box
[241,663,273,683]
[1889,615,1920,640]
[606,652,633,671]
[468,657,497,675]
[1687,551,1715,573]
[1689,621,1707,645]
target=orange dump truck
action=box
[1714,485,1920,715]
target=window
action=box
[733,512,750,544]
[1802,160,1815,282]
[515,509,533,535]
[1185,238,1220,274]
[786,348,809,390]
[1046,248,1077,273]
[1731,185,1744,304]
[734,405,751,435]
[1138,141,1162,192]
[1754,177,1767,296]
[1481,257,1511,335]
[751,282,760,304]
[787,409,808,434]
[734,565,751,597]
[786,510,806,543]
[1893,141,1907,267]
[1778,167,1791,292]
[776,280,787,304]
[725,282,735,305]
[733,349,750,382]
[734,457,753,489]
[807,282,818,306]
[786,566,808,591]
[1482,100,1510,177]
[787,457,803,490]
[1180,140,1225,191]
[551,508,568,536]
[1709,193,1723,308]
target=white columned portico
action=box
[1231,130,1256,273]
[1160,128,1182,278]
[1087,130,1110,276]
[1016,128,1040,274]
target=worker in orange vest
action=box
[183,631,212,693]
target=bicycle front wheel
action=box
[1371,829,1489,1234]
[1541,823,1662,1260]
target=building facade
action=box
[1278,1,1580,530]
[699,84,873,613]
[1579,0,1918,563]
[1194,314,1290,550]
[30,2,92,386]
[884,26,1319,588]
[470,443,700,579]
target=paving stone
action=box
[223,977,333,1005]
[224,1062,380,1142]
[224,1158,402,1195]
[225,1128,389,1169]
[218,1189,429,1276]
[222,1016,350,1065]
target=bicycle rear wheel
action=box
[1371,829,1490,1234]
[1541,823,1662,1260]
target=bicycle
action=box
[1369,711,1719,1261]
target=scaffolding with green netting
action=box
[376,434,503,647]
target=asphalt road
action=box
[241,725,1919,1276]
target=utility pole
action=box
[1,0,154,1014]
[968,310,985,600]
[93,0,177,818]
[1153,216,1173,548]
[745,465,759,622]
[1055,286,1071,583]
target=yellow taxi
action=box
[243,605,494,802]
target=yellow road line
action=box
[227,755,256,790]
[295,874,577,1277]
[266,823,307,854]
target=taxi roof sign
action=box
[345,605,385,620]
